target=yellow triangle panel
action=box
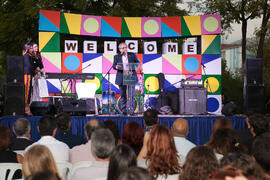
[201,35,217,54]
[183,16,201,36]
[64,13,82,35]
[39,32,55,51]
[124,17,141,37]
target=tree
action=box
[195,0,260,69]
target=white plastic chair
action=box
[14,150,24,156]
[56,162,72,180]
[0,163,22,180]
[70,161,93,180]
[76,82,98,114]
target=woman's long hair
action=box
[180,146,219,180]
[146,124,181,178]
[22,145,59,178]
[107,144,137,180]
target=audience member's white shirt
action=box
[174,136,196,161]
[25,136,69,162]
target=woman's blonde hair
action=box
[22,145,59,178]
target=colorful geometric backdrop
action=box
[39,10,222,114]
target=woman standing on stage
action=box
[23,43,34,115]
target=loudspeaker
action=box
[179,88,207,115]
[56,98,96,115]
[4,83,25,116]
[30,101,50,116]
[244,85,264,113]
[244,58,262,85]
[222,101,237,116]
[7,56,24,83]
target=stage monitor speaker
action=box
[244,85,264,113]
[57,98,96,115]
[4,83,25,116]
[244,58,262,85]
[179,88,207,115]
[7,56,24,83]
[30,101,51,116]
[166,91,179,114]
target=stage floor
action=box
[0,114,246,145]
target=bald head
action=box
[172,118,189,137]
[84,119,102,140]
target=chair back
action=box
[0,163,22,180]
[56,162,72,180]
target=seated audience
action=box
[122,121,144,155]
[55,112,86,148]
[22,145,60,179]
[209,117,233,140]
[252,132,270,179]
[210,166,248,180]
[138,124,181,179]
[179,146,218,180]
[107,144,137,180]
[71,128,115,180]
[220,153,264,180]
[206,128,247,160]
[69,119,102,164]
[11,118,33,151]
[0,125,23,179]
[25,115,69,163]
[104,119,121,145]
[171,118,196,161]
[25,171,61,180]
[118,166,154,180]
[143,109,159,131]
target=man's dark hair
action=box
[38,115,57,136]
[249,113,269,136]
[104,120,120,145]
[13,118,30,136]
[252,132,270,174]
[55,112,70,131]
[143,109,158,127]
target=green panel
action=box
[40,32,60,52]
[181,17,191,37]
[204,35,221,55]
[60,13,70,34]
[202,75,221,95]
[95,73,103,94]
[121,17,131,38]
[143,74,159,94]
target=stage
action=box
[0,114,246,145]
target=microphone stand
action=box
[101,65,114,114]
[201,63,212,93]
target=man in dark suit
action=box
[11,118,33,151]
[113,42,140,115]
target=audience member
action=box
[220,153,264,180]
[25,171,61,180]
[0,125,23,179]
[171,118,196,161]
[210,117,233,139]
[69,119,102,164]
[71,128,115,180]
[22,145,60,179]
[55,112,86,148]
[206,128,247,160]
[138,124,181,179]
[104,119,121,145]
[143,109,159,131]
[118,166,154,180]
[249,114,269,137]
[122,121,144,155]
[210,166,248,180]
[179,146,218,180]
[107,144,137,180]
[25,115,69,162]
[11,118,33,151]
[237,111,254,154]
[252,132,270,179]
